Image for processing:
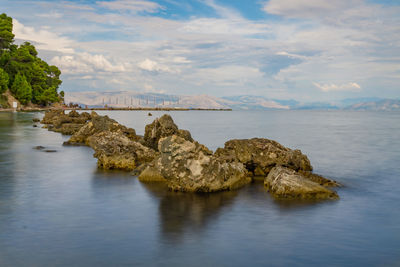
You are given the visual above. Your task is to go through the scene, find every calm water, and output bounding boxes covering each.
[0,110,400,266]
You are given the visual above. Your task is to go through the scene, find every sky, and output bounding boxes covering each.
[1,0,400,101]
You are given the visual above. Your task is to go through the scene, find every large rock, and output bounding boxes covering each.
[144,114,193,150]
[87,131,157,171]
[41,109,92,135]
[264,166,338,200]
[64,115,138,146]
[152,135,251,192]
[216,138,313,177]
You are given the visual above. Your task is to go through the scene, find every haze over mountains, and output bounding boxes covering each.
[65,91,400,111]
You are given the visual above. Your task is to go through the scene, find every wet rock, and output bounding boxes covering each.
[33,146,45,150]
[87,131,157,171]
[32,118,40,122]
[64,115,138,146]
[33,124,38,127]
[264,166,338,200]
[68,110,80,117]
[138,165,166,182]
[41,109,92,135]
[50,123,85,135]
[148,112,152,116]
[144,114,193,151]
[216,138,313,177]
[153,135,251,192]
[43,149,57,153]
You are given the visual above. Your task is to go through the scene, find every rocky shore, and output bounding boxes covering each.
[40,109,341,200]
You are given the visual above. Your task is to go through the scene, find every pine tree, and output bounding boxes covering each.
[11,73,32,105]
[0,67,8,93]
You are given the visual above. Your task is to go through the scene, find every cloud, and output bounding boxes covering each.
[13,19,74,53]
[50,53,128,74]
[137,58,176,73]
[36,11,63,19]
[97,0,163,13]
[263,0,363,19]
[313,82,361,92]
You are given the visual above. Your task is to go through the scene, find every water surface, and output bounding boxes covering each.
[0,110,399,266]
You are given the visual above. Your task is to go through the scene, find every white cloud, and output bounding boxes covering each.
[97,0,163,13]
[313,82,361,92]
[36,11,63,19]
[137,58,176,73]
[50,53,128,74]
[13,19,74,53]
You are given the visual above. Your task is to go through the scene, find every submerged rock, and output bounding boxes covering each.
[152,135,251,192]
[65,115,138,146]
[87,131,157,171]
[264,166,338,200]
[216,138,313,177]
[144,114,193,151]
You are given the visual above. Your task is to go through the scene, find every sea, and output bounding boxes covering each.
[0,110,399,266]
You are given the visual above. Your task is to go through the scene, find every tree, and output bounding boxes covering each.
[0,14,63,106]
[0,67,8,93]
[11,73,32,105]
[0,13,14,50]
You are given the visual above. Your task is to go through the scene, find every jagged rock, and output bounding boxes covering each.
[144,114,193,151]
[41,109,65,124]
[264,166,338,200]
[51,123,85,135]
[153,135,251,192]
[68,109,80,117]
[87,131,157,171]
[216,138,313,177]
[64,115,138,145]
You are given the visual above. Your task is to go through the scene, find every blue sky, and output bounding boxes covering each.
[1,0,400,101]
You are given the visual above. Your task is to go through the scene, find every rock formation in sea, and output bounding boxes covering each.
[39,109,341,199]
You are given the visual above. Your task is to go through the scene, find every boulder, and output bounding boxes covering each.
[64,115,138,146]
[87,131,157,171]
[50,123,85,135]
[41,109,65,124]
[153,135,251,192]
[216,138,313,177]
[264,166,338,200]
[144,114,193,150]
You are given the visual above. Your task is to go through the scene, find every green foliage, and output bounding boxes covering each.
[0,13,14,50]
[0,67,8,93]
[12,73,32,105]
[0,94,9,108]
[0,14,62,106]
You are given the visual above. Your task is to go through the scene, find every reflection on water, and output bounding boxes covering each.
[142,183,238,243]
[1,110,400,266]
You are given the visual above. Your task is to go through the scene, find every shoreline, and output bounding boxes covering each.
[0,107,233,112]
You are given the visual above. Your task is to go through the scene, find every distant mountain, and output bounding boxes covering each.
[64,91,400,111]
[344,99,400,111]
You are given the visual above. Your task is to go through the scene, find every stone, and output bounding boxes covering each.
[298,170,342,187]
[138,165,166,182]
[264,166,338,200]
[32,118,40,122]
[41,109,65,124]
[144,114,193,150]
[64,115,138,146]
[50,123,84,135]
[153,135,251,192]
[87,131,157,171]
[216,138,313,177]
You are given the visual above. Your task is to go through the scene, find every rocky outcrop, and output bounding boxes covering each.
[264,166,338,200]
[41,109,92,135]
[216,138,313,177]
[138,165,166,182]
[87,131,157,171]
[152,135,251,192]
[144,114,193,151]
[64,114,138,146]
